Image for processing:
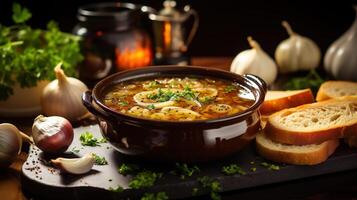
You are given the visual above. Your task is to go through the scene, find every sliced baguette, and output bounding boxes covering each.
[265,96,357,145]
[256,132,339,165]
[316,81,357,102]
[260,89,314,115]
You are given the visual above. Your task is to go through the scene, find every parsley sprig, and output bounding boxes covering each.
[172,163,200,179]
[221,164,246,175]
[0,3,83,100]
[92,153,108,165]
[79,132,107,147]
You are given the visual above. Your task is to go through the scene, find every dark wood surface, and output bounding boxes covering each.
[2,57,357,200]
[21,125,357,199]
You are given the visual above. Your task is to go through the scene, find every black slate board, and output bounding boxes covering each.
[21,125,357,199]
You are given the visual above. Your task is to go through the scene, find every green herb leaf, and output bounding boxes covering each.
[118,101,129,106]
[221,164,246,175]
[92,153,108,165]
[260,162,280,170]
[284,69,325,94]
[224,85,236,93]
[12,3,32,24]
[197,176,222,200]
[109,185,124,193]
[141,192,168,200]
[79,132,106,146]
[147,104,156,110]
[0,3,83,100]
[129,171,162,189]
[172,163,200,179]
[118,163,140,175]
[192,187,199,196]
[71,146,80,153]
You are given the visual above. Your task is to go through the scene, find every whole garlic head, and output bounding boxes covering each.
[275,21,321,74]
[230,36,277,85]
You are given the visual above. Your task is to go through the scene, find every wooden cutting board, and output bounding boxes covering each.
[21,125,357,199]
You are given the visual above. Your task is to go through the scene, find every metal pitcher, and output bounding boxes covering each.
[147,0,199,64]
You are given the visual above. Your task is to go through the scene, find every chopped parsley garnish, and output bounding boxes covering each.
[197,176,222,200]
[109,185,124,193]
[118,101,129,106]
[200,96,215,104]
[172,163,200,179]
[224,85,237,93]
[141,192,168,200]
[118,163,140,175]
[92,153,108,165]
[192,187,199,196]
[260,162,280,170]
[145,81,161,89]
[147,104,156,110]
[0,3,83,101]
[71,146,80,153]
[147,87,199,103]
[129,171,163,189]
[221,164,246,175]
[79,132,107,146]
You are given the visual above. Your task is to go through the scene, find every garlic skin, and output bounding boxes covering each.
[0,123,33,168]
[0,123,22,168]
[41,63,89,122]
[51,153,95,174]
[324,6,357,81]
[275,21,321,74]
[230,36,277,85]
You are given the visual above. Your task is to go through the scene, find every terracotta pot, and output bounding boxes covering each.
[82,66,267,162]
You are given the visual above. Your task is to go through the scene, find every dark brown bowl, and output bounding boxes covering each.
[82,66,267,162]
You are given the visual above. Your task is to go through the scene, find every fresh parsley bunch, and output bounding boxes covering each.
[0,3,83,100]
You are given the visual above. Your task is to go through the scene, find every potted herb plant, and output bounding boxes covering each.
[0,3,83,117]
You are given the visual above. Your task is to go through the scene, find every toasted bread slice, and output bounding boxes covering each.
[256,132,339,165]
[316,81,357,102]
[260,89,314,115]
[265,96,357,145]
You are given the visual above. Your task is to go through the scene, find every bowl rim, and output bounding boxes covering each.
[91,65,266,126]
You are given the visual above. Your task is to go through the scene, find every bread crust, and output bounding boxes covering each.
[256,133,339,165]
[265,96,357,145]
[316,81,357,102]
[260,89,314,115]
[265,122,344,145]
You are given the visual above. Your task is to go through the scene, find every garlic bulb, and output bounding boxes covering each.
[41,63,89,122]
[275,21,321,74]
[230,36,277,85]
[324,6,357,81]
[0,123,33,168]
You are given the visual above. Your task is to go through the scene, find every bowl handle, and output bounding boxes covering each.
[82,91,110,119]
[243,74,267,94]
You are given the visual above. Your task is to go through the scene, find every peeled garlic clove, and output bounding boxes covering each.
[51,153,95,174]
[275,21,321,74]
[230,36,277,85]
[41,63,89,122]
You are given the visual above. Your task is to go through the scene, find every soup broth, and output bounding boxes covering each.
[103,77,255,121]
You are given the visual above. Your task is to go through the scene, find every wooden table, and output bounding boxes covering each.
[2,57,357,200]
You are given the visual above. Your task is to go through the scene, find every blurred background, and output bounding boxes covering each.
[1,0,357,57]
